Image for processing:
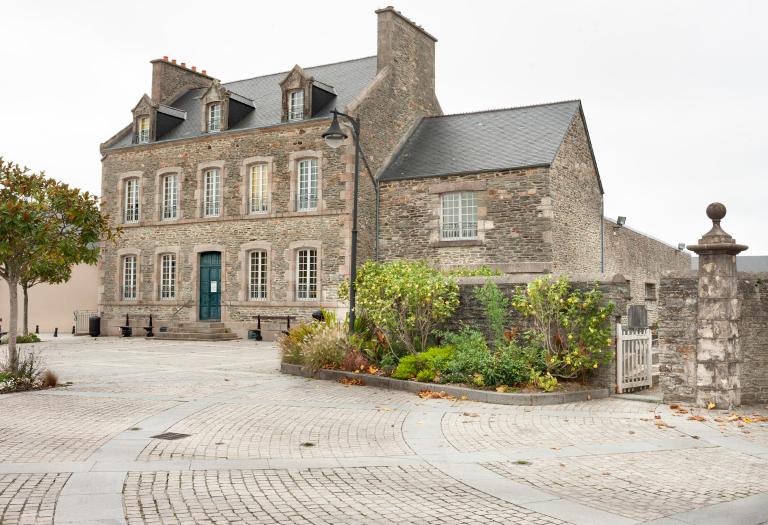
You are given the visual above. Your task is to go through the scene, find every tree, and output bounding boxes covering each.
[0,159,119,372]
[20,259,72,335]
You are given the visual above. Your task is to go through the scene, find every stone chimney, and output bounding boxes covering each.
[375,7,437,91]
[150,57,214,105]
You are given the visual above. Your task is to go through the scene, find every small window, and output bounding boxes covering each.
[124,178,140,223]
[122,255,137,300]
[296,248,317,300]
[296,159,318,211]
[645,283,657,301]
[441,192,478,240]
[249,164,269,214]
[249,250,268,300]
[162,174,178,220]
[203,169,220,217]
[138,117,150,144]
[160,254,176,300]
[288,90,304,121]
[208,103,222,132]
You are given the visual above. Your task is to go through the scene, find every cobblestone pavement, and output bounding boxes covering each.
[0,335,767,524]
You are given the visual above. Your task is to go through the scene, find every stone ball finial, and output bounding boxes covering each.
[706,202,726,222]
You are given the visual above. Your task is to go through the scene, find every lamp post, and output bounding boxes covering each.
[323,109,361,334]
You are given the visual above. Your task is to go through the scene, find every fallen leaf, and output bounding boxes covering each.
[551,447,561,450]
[691,435,700,439]
[707,402,716,410]
[496,385,508,393]
[676,408,689,414]
[669,404,680,410]
[418,390,456,401]
[688,415,707,421]
[462,412,479,418]
[654,415,662,420]
[338,377,365,386]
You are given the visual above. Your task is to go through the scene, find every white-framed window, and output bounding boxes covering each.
[441,192,478,240]
[160,254,176,300]
[124,178,140,223]
[203,169,220,217]
[296,248,317,300]
[248,250,268,300]
[162,174,178,220]
[296,159,318,211]
[249,164,269,214]
[138,116,150,144]
[288,90,304,121]
[208,103,222,132]
[122,255,137,300]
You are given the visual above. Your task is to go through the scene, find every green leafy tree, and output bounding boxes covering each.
[346,260,460,355]
[0,159,119,372]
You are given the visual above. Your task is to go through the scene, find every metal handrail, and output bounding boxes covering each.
[170,300,194,322]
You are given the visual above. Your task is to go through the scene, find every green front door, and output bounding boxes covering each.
[199,252,221,321]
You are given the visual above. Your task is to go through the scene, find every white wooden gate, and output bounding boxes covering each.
[74,310,98,335]
[616,323,653,393]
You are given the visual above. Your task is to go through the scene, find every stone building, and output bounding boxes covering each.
[99,7,688,337]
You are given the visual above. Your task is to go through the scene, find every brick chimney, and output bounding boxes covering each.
[150,57,214,105]
[375,6,437,92]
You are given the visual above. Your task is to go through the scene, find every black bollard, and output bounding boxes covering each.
[35,325,39,334]
[54,327,58,337]
[72,326,75,334]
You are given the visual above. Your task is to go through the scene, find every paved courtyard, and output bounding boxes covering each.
[1,337,767,524]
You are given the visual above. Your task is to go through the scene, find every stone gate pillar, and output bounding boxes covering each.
[687,203,748,408]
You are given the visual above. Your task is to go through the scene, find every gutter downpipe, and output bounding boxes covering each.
[600,195,605,273]
[359,149,380,261]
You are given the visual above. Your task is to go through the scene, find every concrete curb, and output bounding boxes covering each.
[280,363,610,406]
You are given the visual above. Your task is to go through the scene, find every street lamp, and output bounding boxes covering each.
[323,109,361,334]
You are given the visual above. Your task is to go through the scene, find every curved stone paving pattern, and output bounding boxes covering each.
[123,466,567,524]
[0,393,176,462]
[441,410,692,452]
[485,447,768,521]
[0,473,69,525]
[138,404,413,460]
[1,338,767,524]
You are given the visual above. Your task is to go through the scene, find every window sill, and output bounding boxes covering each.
[433,239,483,248]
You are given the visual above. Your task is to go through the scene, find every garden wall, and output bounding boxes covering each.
[452,274,629,390]
[659,271,768,404]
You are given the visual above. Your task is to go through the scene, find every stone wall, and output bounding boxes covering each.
[378,168,553,273]
[603,220,691,322]
[550,113,602,275]
[452,275,629,389]
[659,271,768,405]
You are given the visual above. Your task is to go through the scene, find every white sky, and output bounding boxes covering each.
[1,0,766,253]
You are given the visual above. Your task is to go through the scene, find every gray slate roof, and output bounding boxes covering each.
[691,255,768,272]
[379,101,582,181]
[108,56,377,149]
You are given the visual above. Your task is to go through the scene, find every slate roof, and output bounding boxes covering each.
[107,56,378,149]
[691,255,768,272]
[378,100,583,182]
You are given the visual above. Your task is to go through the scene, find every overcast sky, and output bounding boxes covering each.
[2,0,766,253]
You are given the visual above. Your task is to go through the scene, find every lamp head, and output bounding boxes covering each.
[322,112,348,149]
[616,216,626,227]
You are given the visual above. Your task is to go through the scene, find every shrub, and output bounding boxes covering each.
[347,261,460,355]
[341,349,370,372]
[302,324,350,373]
[0,349,52,393]
[513,276,614,381]
[279,323,316,365]
[474,280,509,347]
[391,345,454,381]
[0,333,40,344]
[42,369,58,388]
[493,343,535,386]
[441,328,493,384]
[445,266,502,277]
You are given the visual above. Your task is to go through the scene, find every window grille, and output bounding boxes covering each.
[296,248,317,300]
[122,256,137,300]
[208,103,222,132]
[441,192,478,240]
[288,90,304,121]
[124,179,139,223]
[203,169,220,217]
[162,174,178,220]
[297,159,318,211]
[249,250,267,300]
[249,164,269,213]
[160,254,176,300]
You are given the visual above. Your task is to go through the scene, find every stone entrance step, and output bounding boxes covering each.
[152,322,238,341]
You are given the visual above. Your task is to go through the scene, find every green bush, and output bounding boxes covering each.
[445,266,502,277]
[474,280,509,347]
[440,328,493,384]
[0,333,40,344]
[346,261,460,355]
[302,323,351,373]
[513,276,614,381]
[391,345,454,381]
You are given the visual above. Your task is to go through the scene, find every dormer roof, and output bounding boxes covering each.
[106,56,376,149]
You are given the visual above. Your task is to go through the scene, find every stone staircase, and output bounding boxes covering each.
[152,322,238,341]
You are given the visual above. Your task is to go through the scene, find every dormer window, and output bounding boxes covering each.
[138,117,150,144]
[288,90,304,121]
[208,103,222,132]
